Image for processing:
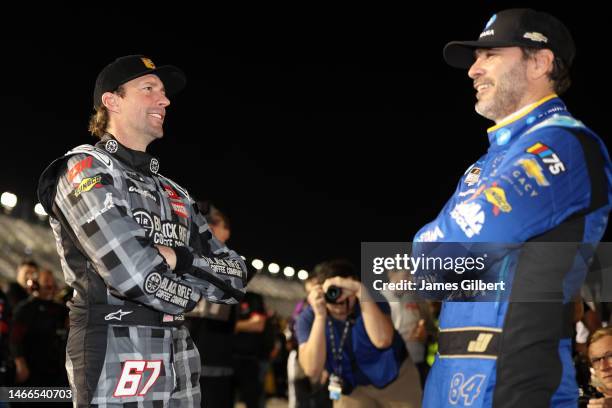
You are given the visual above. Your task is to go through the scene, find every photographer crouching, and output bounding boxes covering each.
[295,259,422,407]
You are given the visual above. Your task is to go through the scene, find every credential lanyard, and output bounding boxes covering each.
[327,318,350,376]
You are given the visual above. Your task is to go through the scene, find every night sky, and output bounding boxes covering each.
[2,3,610,272]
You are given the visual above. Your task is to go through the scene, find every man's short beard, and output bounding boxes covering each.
[475,60,529,122]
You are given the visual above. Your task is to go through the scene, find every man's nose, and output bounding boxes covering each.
[158,93,170,107]
[468,57,485,80]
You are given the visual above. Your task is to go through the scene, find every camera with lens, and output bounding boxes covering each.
[324,285,343,304]
[26,277,39,294]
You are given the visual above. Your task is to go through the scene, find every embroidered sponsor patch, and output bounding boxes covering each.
[133,209,188,247]
[516,158,550,186]
[150,158,160,174]
[163,313,185,322]
[464,167,481,186]
[144,272,162,294]
[500,171,539,198]
[162,184,188,218]
[450,202,485,238]
[483,184,512,216]
[416,226,444,242]
[526,142,566,175]
[129,186,158,203]
[202,257,244,278]
[73,174,108,197]
[104,309,133,321]
[144,272,192,308]
[68,156,93,182]
[105,140,119,153]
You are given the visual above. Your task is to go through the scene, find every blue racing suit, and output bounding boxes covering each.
[416,95,612,407]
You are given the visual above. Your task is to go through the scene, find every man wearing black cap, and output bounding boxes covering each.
[37,55,249,407]
[413,9,612,407]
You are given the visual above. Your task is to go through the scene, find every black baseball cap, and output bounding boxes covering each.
[443,9,575,69]
[93,55,186,109]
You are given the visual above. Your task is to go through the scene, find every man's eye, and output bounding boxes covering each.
[143,86,153,91]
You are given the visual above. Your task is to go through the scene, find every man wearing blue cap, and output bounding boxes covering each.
[415,9,612,407]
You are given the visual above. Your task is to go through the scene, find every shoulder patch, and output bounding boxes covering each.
[157,173,191,201]
[525,142,566,175]
[66,144,113,170]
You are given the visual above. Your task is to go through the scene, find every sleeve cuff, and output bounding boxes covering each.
[174,246,194,274]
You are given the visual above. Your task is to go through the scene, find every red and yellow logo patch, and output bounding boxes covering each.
[141,57,156,69]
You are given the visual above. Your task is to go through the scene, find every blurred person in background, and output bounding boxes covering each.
[10,270,69,387]
[188,203,237,408]
[584,327,612,407]
[233,287,268,408]
[0,288,11,387]
[287,276,332,408]
[575,299,602,396]
[383,269,436,387]
[265,311,288,399]
[296,259,422,408]
[6,260,38,309]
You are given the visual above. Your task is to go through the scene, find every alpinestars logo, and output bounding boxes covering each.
[451,202,485,238]
[104,309,133,321]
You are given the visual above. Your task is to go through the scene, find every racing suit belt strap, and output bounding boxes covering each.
[438,327,501,359]
[87,304,185,327]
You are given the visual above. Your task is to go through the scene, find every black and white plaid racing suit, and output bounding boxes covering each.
[37,134,247,407]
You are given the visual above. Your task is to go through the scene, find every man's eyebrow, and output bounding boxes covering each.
[140,80,166,91]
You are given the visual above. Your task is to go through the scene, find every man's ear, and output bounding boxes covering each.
[101,91,121,113]
[528,49,555,81]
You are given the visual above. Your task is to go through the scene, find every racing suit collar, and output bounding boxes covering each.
[486,94,568,148]
[96,133,161,175]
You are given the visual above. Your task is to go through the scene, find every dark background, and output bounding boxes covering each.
[2,3,610,272]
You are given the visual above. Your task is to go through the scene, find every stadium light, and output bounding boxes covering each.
[298,270,309,280]
[268,263,280,274]
[251,259,264,270]
[1,192,17,211]
[34,203,47,217]
[283,266,295,278]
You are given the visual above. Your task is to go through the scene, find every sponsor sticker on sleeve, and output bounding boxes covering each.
[526,142,566,175]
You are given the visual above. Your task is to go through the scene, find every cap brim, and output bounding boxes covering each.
[443,40,527,69]
[151,65,187,96]
[116,65,187,96]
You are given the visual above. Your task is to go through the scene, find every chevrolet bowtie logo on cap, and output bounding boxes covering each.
[141,57,156,69]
